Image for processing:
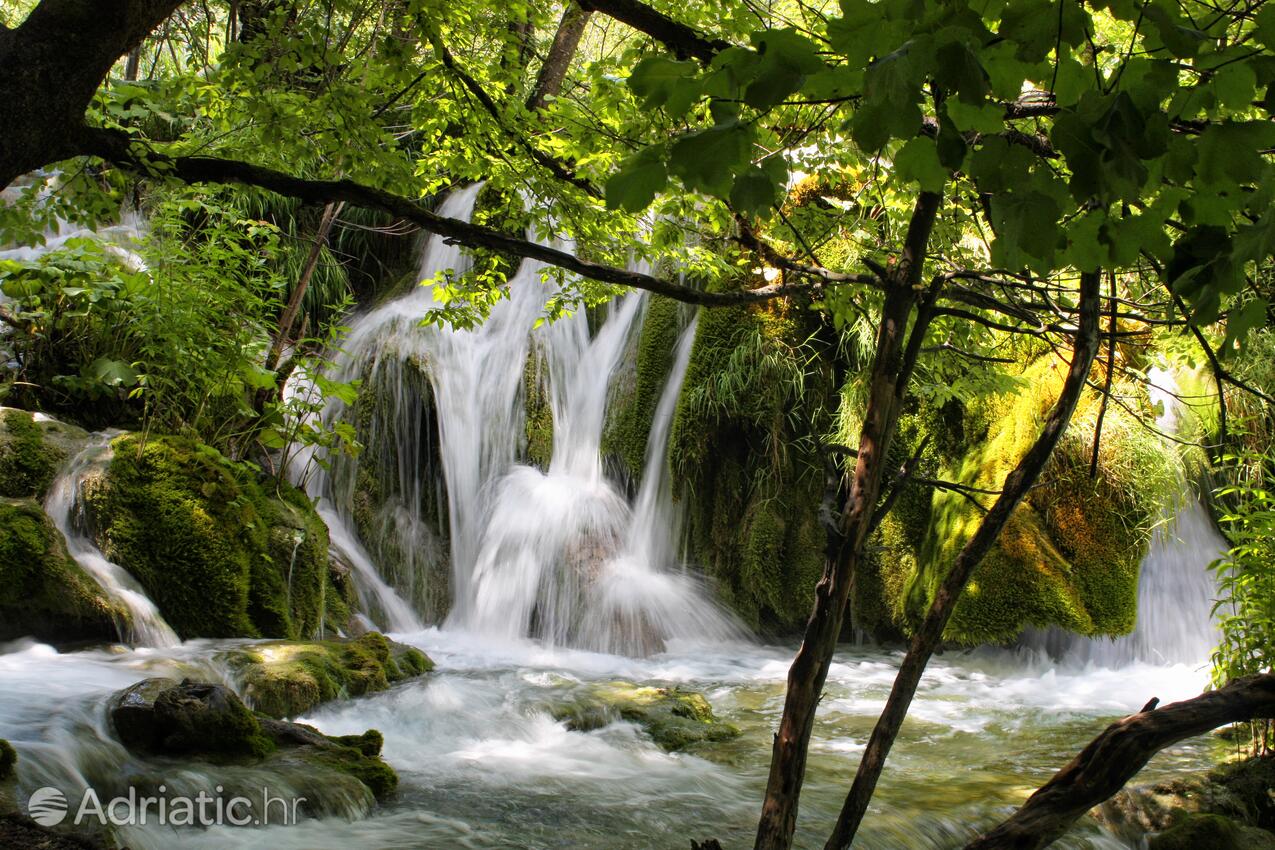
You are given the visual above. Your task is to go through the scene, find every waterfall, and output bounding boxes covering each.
[43,434,179,648]
[1024,366,1226,666]
[304,186,739,653]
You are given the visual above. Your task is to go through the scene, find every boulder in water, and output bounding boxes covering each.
[551,681,740,751]
[1149,812,1275,850]
[222,632,433,719]
[107,677,399,799]
[0,408,87,500]
[0,739,14,781]
[0,498,128,644]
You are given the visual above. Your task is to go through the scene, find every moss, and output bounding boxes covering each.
[226,632,434,718]
[897,357,1181,644]
[668,301,834,632]
[0,498,127,643]
[308,740,398,799]
[601,296,681,483]
[0,740,14,781]
[0,409,64,499]
[84,435,334,639]
[523,346,555,470]
[1149,813,1275,850]
[551,681,740,751]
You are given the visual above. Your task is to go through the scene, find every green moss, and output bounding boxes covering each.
[669,301,834,632]
[0,409,64,499]
[1150,813,1275,850]
[523,347,555,470]
[551,681,740,751]
[226,632,434,718]
[0,740,14,781]
[0,498,127,643]
[601,296,681,483]
[899,357,1181,644]
[309,739,398,799]
[85,435,334,639]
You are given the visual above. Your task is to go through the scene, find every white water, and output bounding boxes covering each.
[0,634,1220,850]
[301,186,739,654]
[1024,366,1226,666]
[43,434,179,648]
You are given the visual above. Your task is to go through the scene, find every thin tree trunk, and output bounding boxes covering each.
[266,200,341,371]
[822,270,1104,850]
[753,191,943,850]
[124,47,142,80]
[966,673,1275,850]
[526,3,592,110]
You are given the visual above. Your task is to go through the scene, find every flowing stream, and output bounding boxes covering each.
[0,195,1233,849]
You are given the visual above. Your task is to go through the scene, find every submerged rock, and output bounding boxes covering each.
[551,681,740,751]
[1148,812,1275,850]
[0,498,128,644]
[107,677,399,800]
[222,632,433,719]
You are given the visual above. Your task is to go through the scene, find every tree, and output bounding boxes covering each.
[2,2,1274,849]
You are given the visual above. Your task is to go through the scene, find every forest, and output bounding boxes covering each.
[0,0,1273,848]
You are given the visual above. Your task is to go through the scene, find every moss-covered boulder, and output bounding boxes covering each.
[0,739,14,781]
[223,632,433,718]
[875,356,1180,644]
[83,434,345,640]
[107,677,398,800]
[551,681,740,751]
[0,408,87,499]
[1149,813,1275,850]
[0,498,127,643]
[1101,755,1275,841]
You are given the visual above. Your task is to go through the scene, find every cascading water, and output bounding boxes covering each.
[303,186,739,653]
[1024,366,1226,666]
[43,433,179,648]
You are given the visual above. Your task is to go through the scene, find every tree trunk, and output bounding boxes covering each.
[526,3,592,110]
[966,673,1275,850]
[753,191,943,850]
[125,47,142,80]
[266,200,341,371]
[821,270,1104,850]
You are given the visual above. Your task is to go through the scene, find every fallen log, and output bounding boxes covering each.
[965,673,1275,850]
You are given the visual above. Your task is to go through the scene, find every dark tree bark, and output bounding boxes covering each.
[822,270,1104,850]
[966,673,1275,850]
[526,3,592,110]
[577,0,726,62]
[753,191,944,850]
[266,200,342,370]
[0,0,182,187]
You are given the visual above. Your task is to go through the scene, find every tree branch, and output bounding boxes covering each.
[577,0,728,62]
[965,673,1275,850]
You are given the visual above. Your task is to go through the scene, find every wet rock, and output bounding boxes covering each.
[0,408,87,500]
[0,498,128,644]
[0,738,15,781]
[551,681,740,751]
[1148,812,1275,850]
[107,677,399,800]
[0,814,109,850]
[222,632,433,719]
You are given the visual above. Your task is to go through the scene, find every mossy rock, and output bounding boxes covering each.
[0,408,84,499]
[0,739,14,781]
[524,345,555,471]
[551,681,740,751]
[83,434,341,639]
[898,357,1179,644]
[0,498,128,643]
[224,632,434,718]
[108,678,398,801]
[1149,813,1275,850]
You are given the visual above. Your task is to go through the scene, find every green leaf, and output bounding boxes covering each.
[605,145,669,212]
[894,137,948,192]
[730,166,781,216]
[89,357,140,388]
[669,121,754,198]
[1222,298,1268,357]
[946,99,1005,134]
[627,56,699,109]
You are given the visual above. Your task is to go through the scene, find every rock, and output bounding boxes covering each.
[82,434,352,640]
[223,632,433,719]
[0,408,86,500]
[0,498,128,644]
[551,681,740,751]
[0,814,109,850]
[107,678,399,800]
[0,739,14,781]
[1149,812,1275,850]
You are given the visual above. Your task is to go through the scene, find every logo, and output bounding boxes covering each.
[27,786,69,826]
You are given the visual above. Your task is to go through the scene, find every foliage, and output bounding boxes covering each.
[1211,451,1275,754]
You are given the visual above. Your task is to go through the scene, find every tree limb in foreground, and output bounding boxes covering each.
[965,673,1275,850]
